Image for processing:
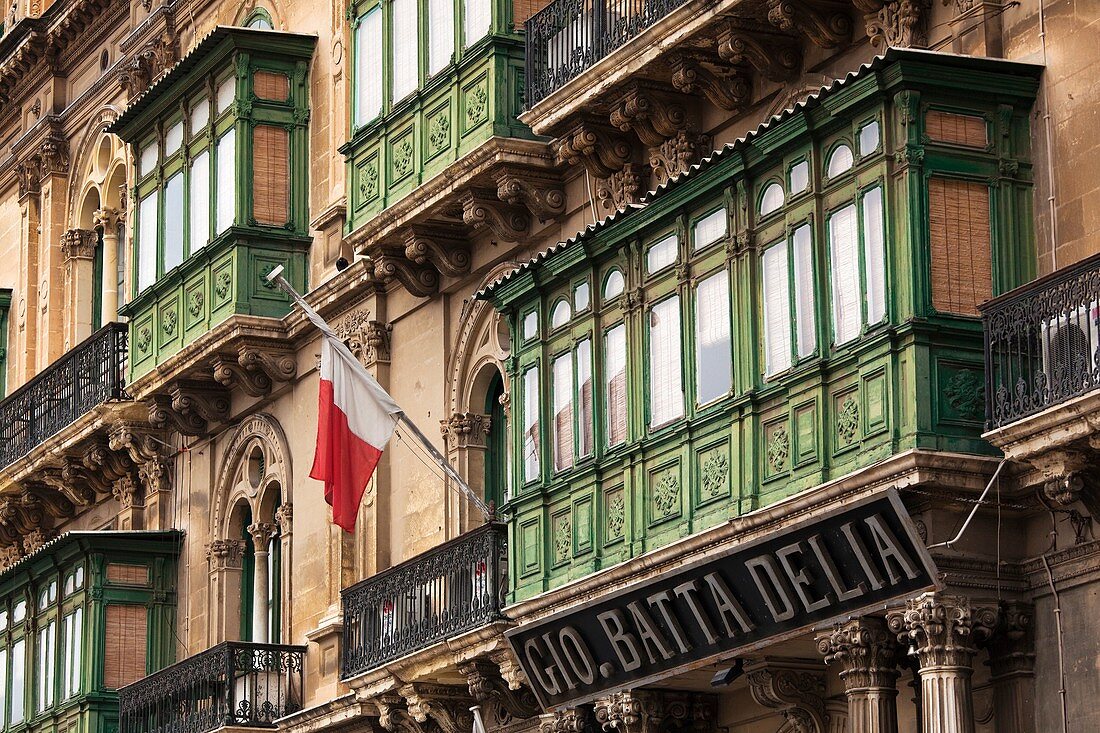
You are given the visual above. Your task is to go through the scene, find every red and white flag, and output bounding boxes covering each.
[310,334,403,532]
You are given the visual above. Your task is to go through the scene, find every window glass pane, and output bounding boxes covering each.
[574,282,590,312]
[37,620,55,711]
[789,160,809,194]
[428,0,454,76]
[829,204,861,344]
[164,173,184,272]
[62,609,81,699]
[862,187,886,324]
[552,353,574,472]
[139,142,158,178]
[75,567,84,589]
[464,0,491,46]
[164,121,184,156]
[216,129,236,235]
[13,600,25,623]
[648,296,683,427]
[603,270,625,300]
[859,121,880,156]
[760,182,784,216]
[695,271,732,403]
[0,610,7,631]
[827,144,854,177]
[576,339,593,458]
[792,224,816,359]
[762,242,792,376]
[605,325,627,447]
[523,311,538,340]
[10,639,23,724]
[190,97,210,135]
[190,151,210,251]
[0,648,6,727]
[647,234,677,274]
[693,209,727,250]
[137,191,158,292]
[550,300,571,329]
[523,366,540,481]
[355,8,383,125]
[216,75,235,114]
[392,0,419,101]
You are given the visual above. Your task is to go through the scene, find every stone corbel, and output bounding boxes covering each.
[460,658,540,722]
[111,473,144,509]
[745,660,827,733]
[490,648,529,691]
[399,684,475,733]
[462,189,530,243]
[668,52,751,112]
[167,380,231,431]
[213,353,273,397]
[109,422,173,495]
[21,483,75,523]
[40,466,96,508]
[766,0,853,49]
[716,21,801,82]
[596,164,644,212]
[367,244,441,297]
[495,167,566,223]
[61,454,113,496]
[16,158,41,198]
[608,83,689,148]
[0,543,23,573]
[1027,447,1100,519]
[82,437,134,483]
[61,228,97,260]
[0,494,47,538]
[401,223,472,278]
[440,412,491,450]
[38,129,69,177]
[237,342,298,388]
[649,129,714,184]
[376,694,423,733]
[595,690,715,733]
[552,119,634,179]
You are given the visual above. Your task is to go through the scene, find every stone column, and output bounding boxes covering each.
[817,617,900,733]
[248,522,278,643]
[61,228,97,345]
[94,208,122,323]
[888,593,982,733]
[985,602,1035,733]
[207,539,246,645]
[440,411,491,532]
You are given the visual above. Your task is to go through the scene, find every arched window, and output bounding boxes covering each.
[484,373,508,509]
[245,9,274,29]
[550,299,571,329]
[603,269,625,300]
[826,144,854,177]
[759,182,784,217]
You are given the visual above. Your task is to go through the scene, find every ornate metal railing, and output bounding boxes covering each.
[118,642,306,733]
[0,321,127,469]
[525,0,691,106]
[981,252,1100,429]
[341,523,507,679]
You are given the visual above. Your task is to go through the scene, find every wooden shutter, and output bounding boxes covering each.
[253,71,289,101]
[928,177,992,316]
[253,125,289,226]
[104,605,147,689]
[925,111,987,148]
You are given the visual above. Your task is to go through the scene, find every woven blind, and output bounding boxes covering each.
[106,563,149,585]
[928,177,992,316]
[104,605,147,689]
[925,111,987,148]
[253,71,289,101]
[253,125,290,225]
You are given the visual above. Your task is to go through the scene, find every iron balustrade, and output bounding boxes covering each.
[341,523,507,679]
[0,321,127,469]
[118,642,306,733]
[524,0,691,106]
[981,252,1100,429]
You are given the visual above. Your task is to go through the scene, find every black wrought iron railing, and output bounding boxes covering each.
[119,642,306,733]
[525,0,691,106]
[0,321,128,469]
[341,523,507,679]
[981,252,1100,429]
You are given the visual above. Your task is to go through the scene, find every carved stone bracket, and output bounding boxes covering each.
[495,167,566,223]
[335,309,393,366]
[15,119,69,197]
[61,228,97,260]
[717,21,801,82]
[368,243,441,298]
[746,660,827,733]
[856,0,929,49]
[402,224,472,278]
[608,83,690,148]
[984,601,1034,679]
[119,24,179,97]
[766,0,853,49]
[460,658,540,723]
[41,466,96,508]
[668,52,751,113]
[1026,447,1100,520]
[215,340,297,397]
[147,381,230,436]
[649,129,713,184]
[462,190,530,243]
[539,706,598,733]
[490,649,529,691]
[399,684,475,733]
[112,474,143,509]
[441,412,491,450]
[109,421,172,495]
[552,119,634,179]
[593,690,717,733]
[596,164,644,211]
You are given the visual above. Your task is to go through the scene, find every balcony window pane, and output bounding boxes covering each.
[603,270,625,300]
[523,366,540,482]
[428,0,454,76]
[190,151,210,252]
[117,223,128,308]
[392,0,419,101]
[648,296,683,427]
[0,648,7,726]
[693,209,727,251]
[862,187,886,324]
[137,191,158,292]
[574,281,590,312]
[762,241,792,376]
[760,182,784,216]
[464,0,491,46]
[216,75,235,114]
[827,144,854,177]
[37,619,55,711]
[216,128,236,235]
[576,338,593,458]
[647,234,677,274]
[789,160,809,194]
[695,271,732,403]
[859,121,880,156]
[62,608,81,699]
[552,353,574,471]
[792,224,816,359]
[139,142,158,178]
[355,8,383,125]
[605,324,627,447]
[164,121,184,156]
[164,173,184,273]
[190,97,209,135]
[11,638,24,724]
[551,299,571,329]
[523,311,538,340]
[829,204,860,344]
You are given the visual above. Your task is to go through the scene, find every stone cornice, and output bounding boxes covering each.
[982,388,1100,465]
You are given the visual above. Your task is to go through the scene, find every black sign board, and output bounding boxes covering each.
[505,490,937,710]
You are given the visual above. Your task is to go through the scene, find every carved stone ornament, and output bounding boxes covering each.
[109,422,172,495]
[746,661,826,733]
[816,617,900,690]
[147,380,231,436]
[539,706,598,733]
[495,167,566,223]
[489,648,529,691]
[984,600,1035,680]
[119,25,179,97]
[398,683,475,733]
[462,189,530,243]
[717,20,802,81]
[858,0,929,49]
[334,309,393,367]
[766,0,853,49]
[368,244,440,298]
[274,503,293,535]
[112,474,144,509]
[0,543,24,573]
[61,228,97,260]
[649,130,713,184]
[668,52,751,112]
[608,83,690,148]
[886,593,993,669]
[460,658,540,722]
[440,412,491,449]
[552,119,633,179]
[1027,447,1100,520]
[596,164,643,212]
[247,521,278,550]
[402,224,472,278]
[206,538,247,570]
[93,207,123,232]
[593,690,718,733]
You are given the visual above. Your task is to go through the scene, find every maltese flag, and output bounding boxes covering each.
[310,334,403,532]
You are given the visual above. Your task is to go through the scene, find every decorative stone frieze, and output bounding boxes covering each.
[746,660,827,733]
[495,168,566,223]
[401,224,472,278]
[441,412,491,449]
[766,0,852,49]
[61,228,97,260]
[817,617,900,733]
[462,190,530,243]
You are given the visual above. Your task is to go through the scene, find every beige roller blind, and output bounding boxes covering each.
[928,177,992,316]
[104,605,147,689]
[253,125,290,226]
[926,111,987,148]
[253,71,289,101]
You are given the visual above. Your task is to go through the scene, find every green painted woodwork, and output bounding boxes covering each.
[0,289,11,399]
[343,0,532,232]
[109,28,317,381]
[482,50,1041,601]
[0,532,179,733]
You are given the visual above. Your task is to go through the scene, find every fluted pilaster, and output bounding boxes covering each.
[985,601,1035,733]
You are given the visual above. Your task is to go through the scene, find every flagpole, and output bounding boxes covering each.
[265,266,494,521]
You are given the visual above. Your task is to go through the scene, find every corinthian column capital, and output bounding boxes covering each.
[887,593,977,669]
[817,616,900,690]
